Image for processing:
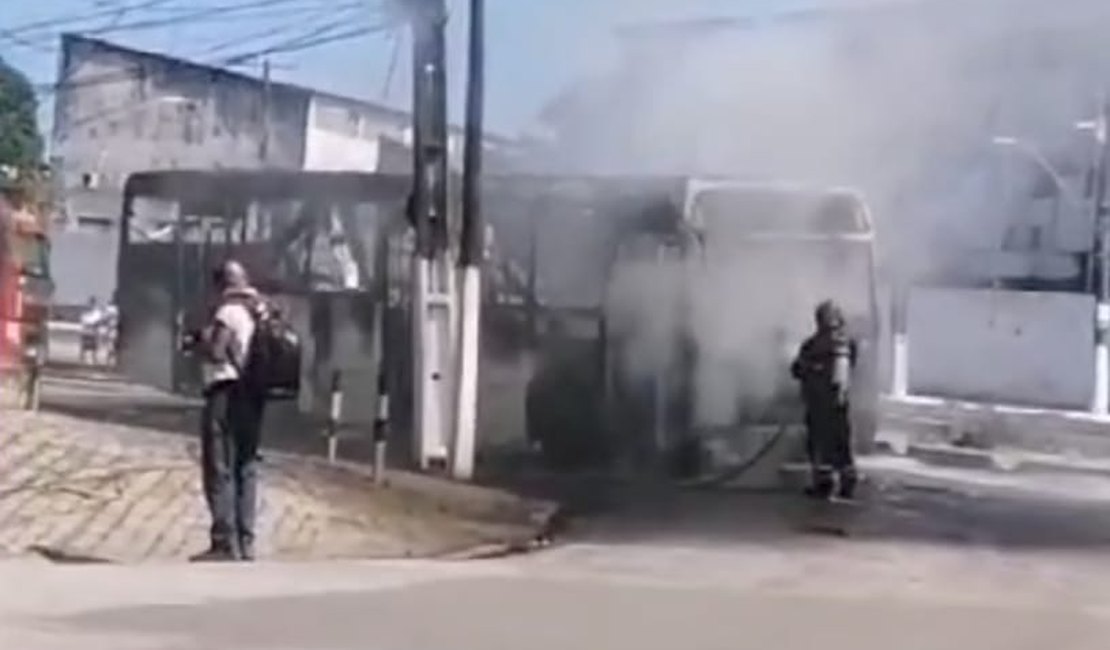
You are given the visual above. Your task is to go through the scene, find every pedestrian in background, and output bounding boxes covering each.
[192,260,268,562]
[100,300,119,368]
[790,300,859,501]
[78,296,103,366]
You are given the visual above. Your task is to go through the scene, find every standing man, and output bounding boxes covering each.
[193,260,267,562]
[79,297,103,366]
[100,299,119,368]
[790,300,859,501]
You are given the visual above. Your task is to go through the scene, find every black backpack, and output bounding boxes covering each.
[240,301,302,401]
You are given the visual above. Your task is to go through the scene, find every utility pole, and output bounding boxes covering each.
[1092,99,1110,416]
[450,0,486,479]
[260,58,271,166]
[406,0,454,469]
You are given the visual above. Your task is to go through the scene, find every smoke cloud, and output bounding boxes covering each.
[530,0,1110,437]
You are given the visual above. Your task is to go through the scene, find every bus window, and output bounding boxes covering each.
[13,233,49,279]
[691,187,869,238]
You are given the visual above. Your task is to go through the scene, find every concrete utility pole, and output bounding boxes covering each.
[1091,100,1110,416]
[406,0,455,470]
[450,0,486,479]
[260,58,271,166]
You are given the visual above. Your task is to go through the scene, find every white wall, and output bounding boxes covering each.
[302,95,409,172]
[907,287,1096,409]
[303,126,382,172]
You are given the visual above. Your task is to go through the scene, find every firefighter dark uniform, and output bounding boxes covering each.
[791,301,858,500]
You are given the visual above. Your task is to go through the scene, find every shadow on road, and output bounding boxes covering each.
[512,468,1110,552]
[37,363,393,467]
[37,363,1110,555]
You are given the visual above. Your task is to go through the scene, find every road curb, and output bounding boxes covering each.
[906,443,1000,470]
[435,503,564,561]
[888,442,1110,480]
[269,452,561,529]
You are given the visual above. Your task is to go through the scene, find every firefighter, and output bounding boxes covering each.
[790,300,858,500]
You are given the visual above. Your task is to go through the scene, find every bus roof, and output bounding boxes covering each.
[683,179,875,237]
[123,170,413,203]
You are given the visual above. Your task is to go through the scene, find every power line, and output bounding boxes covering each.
[56,21,398,131]
[7,0,341,51]
[2,0,174,37]
[193,2,364,56]
[76,0,333,38]
[34,4,388,95]
[380,30,402,101]
[223,20,390,65]
[0,28,56,54]
[192,2,364,56]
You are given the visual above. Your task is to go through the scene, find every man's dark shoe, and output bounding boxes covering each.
[189,546,237,563]
[238,540,256,562]
[837,472,859,501]
[804,484,832,500]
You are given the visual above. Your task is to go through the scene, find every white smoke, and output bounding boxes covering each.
[529,0,1110,434]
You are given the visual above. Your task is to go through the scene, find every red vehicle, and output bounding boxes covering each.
[0,183,52,402]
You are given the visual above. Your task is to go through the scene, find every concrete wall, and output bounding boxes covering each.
[51,36,311,308]
[906,287,1096,409]
[302,94,479,172]
[302,95,407,172]
[304,128,382,172]
[53,36,309,191]
[51,224,119,307]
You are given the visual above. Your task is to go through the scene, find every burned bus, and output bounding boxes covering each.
[514,177,881,480]
[605,180,881,479]
[114,170,878,479]
[116,170,409,428]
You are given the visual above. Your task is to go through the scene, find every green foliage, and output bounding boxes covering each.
[0,58,43,171]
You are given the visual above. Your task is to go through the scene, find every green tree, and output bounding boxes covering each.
[0,58,43,171]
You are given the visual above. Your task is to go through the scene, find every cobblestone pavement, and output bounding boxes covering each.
[0,410,541,563]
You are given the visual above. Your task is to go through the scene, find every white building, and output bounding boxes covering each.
[50,34,513,308]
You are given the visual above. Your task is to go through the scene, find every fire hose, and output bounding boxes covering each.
[679,422,798,489]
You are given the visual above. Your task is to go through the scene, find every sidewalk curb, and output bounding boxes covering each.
[906,443,1000,471]
[268,452,561,529]
[435,503,565,561]
[883,442,1110,480]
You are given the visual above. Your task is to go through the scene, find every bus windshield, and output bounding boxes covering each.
[691,186,870,238]
[690,186,878,337]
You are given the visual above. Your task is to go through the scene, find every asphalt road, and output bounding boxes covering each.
[3,456,1110,649]
[16,322,1110,649]
[2,536,1109,650]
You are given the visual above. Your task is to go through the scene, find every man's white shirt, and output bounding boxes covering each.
[201,301,256,387]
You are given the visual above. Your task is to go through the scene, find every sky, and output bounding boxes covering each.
[0,0,807,139]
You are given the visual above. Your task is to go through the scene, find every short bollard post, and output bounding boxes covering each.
[23,350,42,412]
[1094,303,1110,416]
[372,372,389,486]
[326,370,343,464]
[891,284,909,399]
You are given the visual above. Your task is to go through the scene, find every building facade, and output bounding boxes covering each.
[50,35,507,308]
